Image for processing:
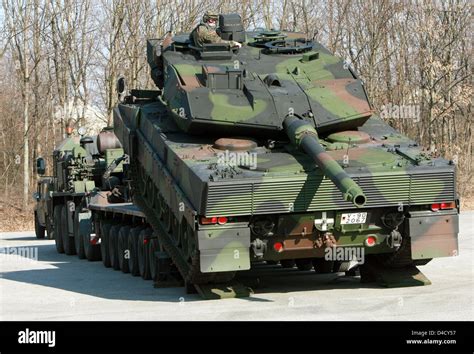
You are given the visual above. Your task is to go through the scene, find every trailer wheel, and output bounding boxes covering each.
[109,224,121,270]
[83,222,101,261]
[34,211,46,239]
[61,206,76,255]
[100,221,112,267]
[266,260,279,265]
[280,259,295,268]
[118,225,131,273]
[295,258,313,271]
[312,258,334,274]
[73,212,85,259]
[53,205,64,253]
[128,226,143,276]
[149,237,166,281]
[138,228,152,280]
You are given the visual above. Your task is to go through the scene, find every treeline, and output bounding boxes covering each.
[0,0,471,210]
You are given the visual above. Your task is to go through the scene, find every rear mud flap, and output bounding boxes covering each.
[360,262,431,287]
[198,226,251,273]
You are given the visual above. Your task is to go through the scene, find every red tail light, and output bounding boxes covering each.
[200,216,228,225]
[273,242,283,252]
[440,202,455,210]
[365,235,377,247]
[432,202,455,211]
[217,217,228,225]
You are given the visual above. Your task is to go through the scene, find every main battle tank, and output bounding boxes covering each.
[113,14,459,291]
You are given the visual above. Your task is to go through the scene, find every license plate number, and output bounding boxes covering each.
[341,212,367,224]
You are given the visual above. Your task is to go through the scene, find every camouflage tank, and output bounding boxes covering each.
[113,14,459,292]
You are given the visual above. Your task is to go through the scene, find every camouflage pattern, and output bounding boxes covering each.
[113,17,459,287]
[190,22,238,48]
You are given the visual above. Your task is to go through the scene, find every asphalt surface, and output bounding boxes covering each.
[1,212,472,321]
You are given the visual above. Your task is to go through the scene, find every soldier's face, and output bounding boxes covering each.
[207,19,217,27]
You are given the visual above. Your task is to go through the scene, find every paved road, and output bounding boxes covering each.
[1,212,472,321]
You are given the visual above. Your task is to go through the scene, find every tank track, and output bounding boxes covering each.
[130,164,234,285]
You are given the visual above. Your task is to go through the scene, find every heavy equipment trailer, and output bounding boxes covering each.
[35,15,459,300]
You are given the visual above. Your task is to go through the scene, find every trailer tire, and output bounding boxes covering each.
[149,237,165,281]
[118,225,131,273]
[83,222,101,262]
[280,259,295,269]
[61,206,76,255]
[138,228,152,280]
[74,212,85,259]
[53,205,64,253]
[100,221,112,267]
[128,226,143,276]
[109,224,121,270]
[295,258,313,271]
[312,258,334,274]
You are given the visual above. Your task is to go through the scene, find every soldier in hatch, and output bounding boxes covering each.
[191,11,242,49]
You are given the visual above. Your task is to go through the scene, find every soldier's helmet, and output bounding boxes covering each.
[202,11,218,23]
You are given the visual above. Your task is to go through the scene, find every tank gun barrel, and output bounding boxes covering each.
[283,116,367,207]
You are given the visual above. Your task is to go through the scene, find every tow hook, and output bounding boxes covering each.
[386,229,402,248]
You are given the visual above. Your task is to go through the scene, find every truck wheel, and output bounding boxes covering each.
[138,228,152,280]
[61,206,76,255]
[73,212,85,259]
[128,226,143,276]
[34,211,46,239]
[53,205,64,253]
[280,259,295,268]
[295,258,313,271]
[100,221,112,267]
[109,224,121,270]
[118,225,131,273]
[83,221,101,261]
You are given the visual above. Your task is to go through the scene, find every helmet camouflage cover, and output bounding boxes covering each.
[203,11,218,23]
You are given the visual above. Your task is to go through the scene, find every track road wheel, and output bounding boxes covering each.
[34,212,46,239]
[53,205,64,253]
[312,258,334,274]
[74,211,85,259]
[295,258,313,271]
[138,228,152,280]
[61,205,76,255]
[118,225,131,273]
[280,259,295,269]
[83,221,101,261]
[109,224,121,270]
[100,221,112,267]
[128,226,144,276]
